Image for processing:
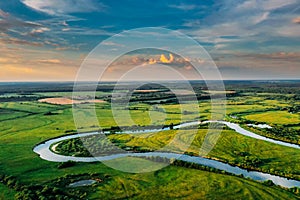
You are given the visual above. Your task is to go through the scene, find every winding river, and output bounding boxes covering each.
[33,121,300,188]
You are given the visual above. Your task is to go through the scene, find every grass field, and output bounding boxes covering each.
[0,184,16,200]
[0,89,299,199]
[92,159,298,200]
[243,111,300,125]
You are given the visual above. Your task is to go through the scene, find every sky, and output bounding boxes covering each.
[0,0,299,81]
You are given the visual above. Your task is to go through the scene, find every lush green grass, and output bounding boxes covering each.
[92,161,298,200]
[0,101,62,113]
[0,183,16,200]
[244,111,300,125]
[0,91,299,199]
[0,108,29,121]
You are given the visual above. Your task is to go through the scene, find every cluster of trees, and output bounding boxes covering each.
[55,136,125,157]
[287,105,300,113]
[44,111,58,116]
[102,123,176,134]
[240,156,263,168]
[247,126,300,145]
[55,139,91,157]
[57,161,76,169]
[106,92,176,104]
[0,174,86,200]
[230,151,300,181]
[226,81,300,94]
[265,126,300,144]
[0,96,40,102]
[232,151,263,168]
[198,123,233,130]
[122,145,154,153]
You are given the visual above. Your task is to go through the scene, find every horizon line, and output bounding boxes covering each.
[1,79,300,83]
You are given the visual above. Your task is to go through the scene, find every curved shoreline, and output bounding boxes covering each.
[208,121,300,149]
[33,121,300,188]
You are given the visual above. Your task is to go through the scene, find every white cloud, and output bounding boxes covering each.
[253,12,270,24]
[30,27,50,34]
[235,0,297,12]
[262,0,298,11]
[182,0,300,53]
[236,0,258,11]
[21,0,105,15]
[182,19,201,27]
[169,4,198,11]
[277,25,300,37]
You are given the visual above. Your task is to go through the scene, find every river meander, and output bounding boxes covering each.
[33,121,300,188]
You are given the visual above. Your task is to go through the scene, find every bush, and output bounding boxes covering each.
[57,161,76,169]
[263,180,275,186]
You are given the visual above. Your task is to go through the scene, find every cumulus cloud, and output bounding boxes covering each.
[181,0,300,55]
[30,27,50,35]
[104,53,206,75]
[148,58,157,65]
[160,54,174,63]
[21,0,106,15]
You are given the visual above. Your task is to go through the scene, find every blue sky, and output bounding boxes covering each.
[0,0,299,81]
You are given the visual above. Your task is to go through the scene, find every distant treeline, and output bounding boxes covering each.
[0,96,41,102]
[2,80,300,95]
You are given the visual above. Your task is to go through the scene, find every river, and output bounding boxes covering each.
[33,121,300,188]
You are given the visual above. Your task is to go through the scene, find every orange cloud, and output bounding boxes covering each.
[4,65,34,74]
[38,59,61,64]
[292,17,300,24]
[0,37,43,47]
[148,58,157,64]
[184,65,193,70]
[160,53,174,63]
[0,58,10,63]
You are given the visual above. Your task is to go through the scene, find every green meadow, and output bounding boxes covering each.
[0,87,299,199]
